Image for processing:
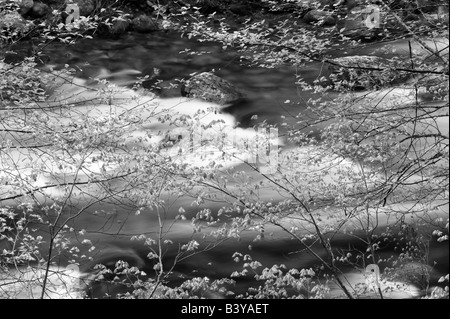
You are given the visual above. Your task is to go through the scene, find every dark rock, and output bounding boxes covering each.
[132,15,158,32]
[19,0,34,16]
[31,2,51,18]
[73,0,95,17]
[20,1,51,19]
[181,72,244,105]
[229,4,252,16]
[404,13,421,22]
[110,18,131,35]
[0,11,31,34]
[303,9,337,26]
[339,0,363,11]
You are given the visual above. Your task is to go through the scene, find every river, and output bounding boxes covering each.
[1,29,448,299]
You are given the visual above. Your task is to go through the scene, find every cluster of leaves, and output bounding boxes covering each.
[0,206,96,298]
[0,58,47,104]
[0,1,32,42]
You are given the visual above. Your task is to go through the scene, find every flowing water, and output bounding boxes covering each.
[2,30,448,298]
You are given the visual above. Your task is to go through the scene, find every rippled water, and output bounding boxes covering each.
[3,31,447,298]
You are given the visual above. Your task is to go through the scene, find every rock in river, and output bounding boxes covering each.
[181,72,245,105]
